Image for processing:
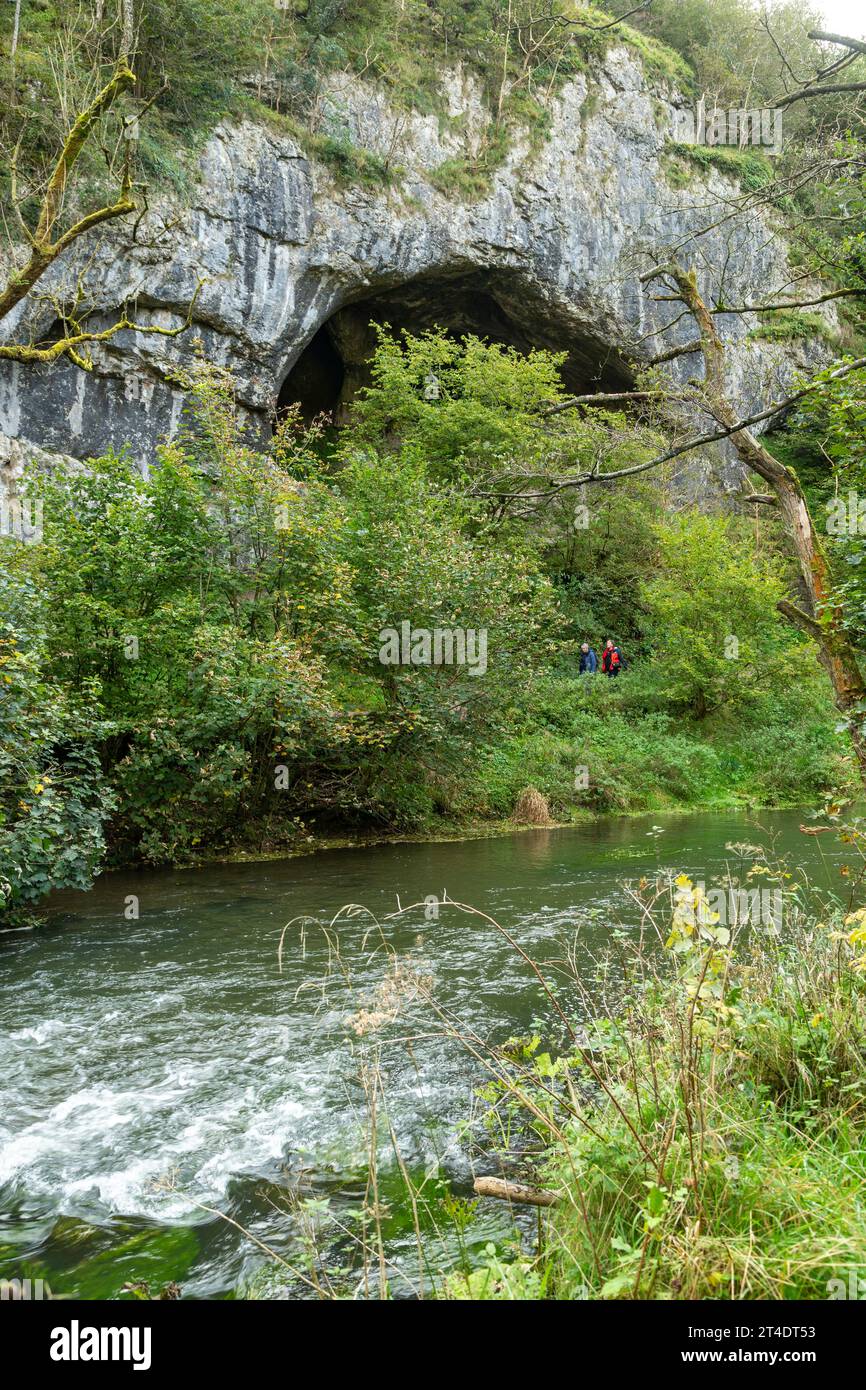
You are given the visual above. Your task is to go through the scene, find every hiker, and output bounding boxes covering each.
[579,642,597,674]
[601,639,622,677]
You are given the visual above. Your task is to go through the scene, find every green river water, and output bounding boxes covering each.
[0,807,850,1298]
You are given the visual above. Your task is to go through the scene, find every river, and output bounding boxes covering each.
[0,807,848,1299]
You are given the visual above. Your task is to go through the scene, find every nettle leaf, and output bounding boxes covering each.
[600,1274,635,1298]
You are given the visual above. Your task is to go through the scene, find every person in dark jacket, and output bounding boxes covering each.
[579,642,598,674]
[601,639,622,677]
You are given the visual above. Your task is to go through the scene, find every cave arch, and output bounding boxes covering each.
[277,267,634,426]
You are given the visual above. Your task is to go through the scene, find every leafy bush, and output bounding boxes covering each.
[640,513,792,719]
[0,562,113,921]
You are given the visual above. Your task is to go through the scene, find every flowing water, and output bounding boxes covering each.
[0,808,849,1298]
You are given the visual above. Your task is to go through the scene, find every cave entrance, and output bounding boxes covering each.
[279,323,345,424]
[277,268,633,426]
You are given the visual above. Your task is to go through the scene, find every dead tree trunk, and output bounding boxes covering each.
[473,1176,559,1207]
[120,0,135,61]
[11,1,22,61]
[649,263,866,778]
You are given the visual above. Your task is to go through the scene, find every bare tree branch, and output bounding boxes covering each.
[773,31,866,107]
[776,80,866,109]
[646,339,703,365]
[809,31,866,58]
[541,389,663,419]
[0,279,205,370]
[537,357,866,446]
[0,64,136,326]
[712,287,865,314]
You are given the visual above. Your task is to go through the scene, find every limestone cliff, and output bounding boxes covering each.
[0,45,833,478]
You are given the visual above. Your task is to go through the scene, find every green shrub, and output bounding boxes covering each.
[0,562,113,921]
[538,872,866,1299]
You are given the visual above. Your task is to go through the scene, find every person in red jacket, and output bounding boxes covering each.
[601,639,622,677]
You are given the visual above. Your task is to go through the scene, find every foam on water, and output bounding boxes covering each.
[0,1003,340,1220]
[9,1018,69,1045]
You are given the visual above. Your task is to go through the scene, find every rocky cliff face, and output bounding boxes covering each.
[0,45,831,484]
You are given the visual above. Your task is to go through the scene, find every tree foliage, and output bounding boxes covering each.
[641,513,791,718]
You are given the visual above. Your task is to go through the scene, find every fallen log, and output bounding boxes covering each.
[473,1176,558,1207]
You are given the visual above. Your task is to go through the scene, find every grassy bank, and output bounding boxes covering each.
[442,852,866,1300]
[472,668,854,821]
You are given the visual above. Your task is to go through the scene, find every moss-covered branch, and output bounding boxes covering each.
[0,63,138,349]
[0,279,204,370]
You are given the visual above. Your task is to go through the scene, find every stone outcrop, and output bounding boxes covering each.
[0,46,834,479]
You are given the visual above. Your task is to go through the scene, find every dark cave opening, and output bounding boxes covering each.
[279,323,345,424]
[277,269,633,426]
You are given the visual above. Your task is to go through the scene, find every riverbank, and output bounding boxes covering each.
[442,856,866,1301]
[94,663,856,879]
[104,783,847,871]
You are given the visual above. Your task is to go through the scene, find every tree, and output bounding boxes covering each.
[121,0,135,60]
[10,1,21,63]
[0,3,198,370]
[641,513,788,718]
[644,261,866,768]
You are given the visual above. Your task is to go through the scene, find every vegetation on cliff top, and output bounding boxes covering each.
[0,0,823,205]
